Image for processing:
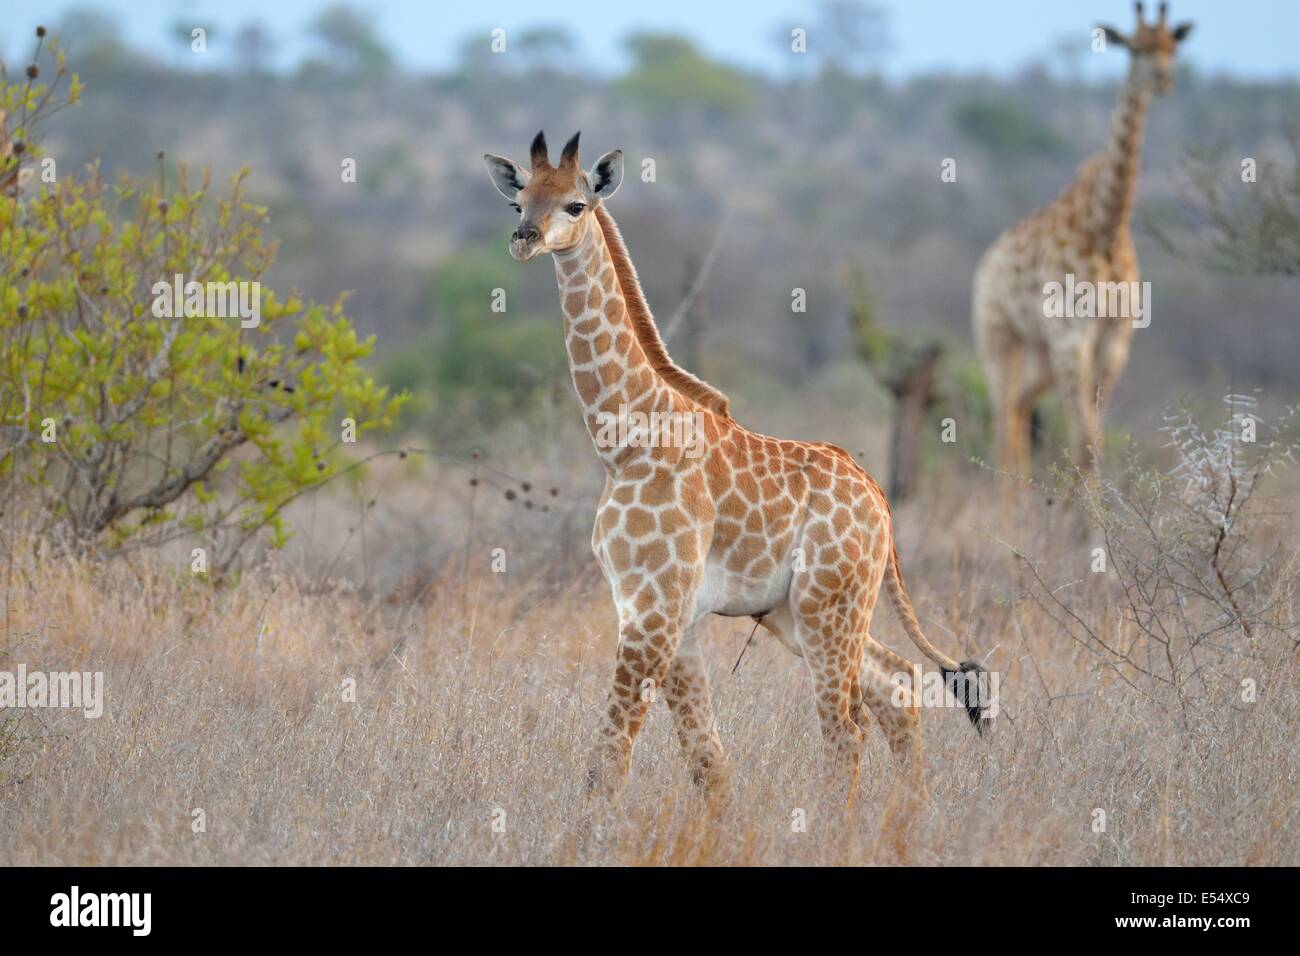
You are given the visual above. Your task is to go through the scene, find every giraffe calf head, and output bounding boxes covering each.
[484,131,624,261]
[1099,1,1193,95]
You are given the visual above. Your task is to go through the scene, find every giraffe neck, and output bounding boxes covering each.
[1089,61,1151,246]
[552,212,676,471]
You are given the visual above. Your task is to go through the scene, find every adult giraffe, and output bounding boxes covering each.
[484,131,987,801]
[973,2,1192,477]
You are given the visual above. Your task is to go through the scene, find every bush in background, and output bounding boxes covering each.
[0,37,404,576]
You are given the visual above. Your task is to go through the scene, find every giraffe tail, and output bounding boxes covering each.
[885,541,992,735]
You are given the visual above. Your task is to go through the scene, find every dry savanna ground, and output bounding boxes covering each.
[0,463,1297,866]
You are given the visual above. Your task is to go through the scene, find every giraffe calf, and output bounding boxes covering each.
[485,131,990,806]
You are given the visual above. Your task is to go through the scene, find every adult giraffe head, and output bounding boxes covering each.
[483,130,624,261]
[1099,1,1193,95]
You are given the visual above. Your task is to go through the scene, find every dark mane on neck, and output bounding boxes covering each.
[593,204,732,419]
[1088,68,1150,242]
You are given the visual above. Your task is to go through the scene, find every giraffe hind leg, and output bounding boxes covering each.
[790,592,868,805]
[859,634,929,859]
[859,637,925,778]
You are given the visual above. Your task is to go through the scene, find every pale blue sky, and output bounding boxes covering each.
[8,0,1300,80]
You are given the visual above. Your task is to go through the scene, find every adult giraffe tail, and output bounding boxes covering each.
[884,541,992,735]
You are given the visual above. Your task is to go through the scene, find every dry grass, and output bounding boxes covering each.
[2,465,1296,867]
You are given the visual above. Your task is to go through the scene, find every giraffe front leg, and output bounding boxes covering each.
[850,674,874,736]
[586,616,682,798]
[1094,322,1133,421]
[978,323,1029,479]
[662,635,729,795]
[1000,345,1032,479]
[1050,346,1101,477]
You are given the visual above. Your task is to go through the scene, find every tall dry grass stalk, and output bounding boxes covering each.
[1,454,1295,864]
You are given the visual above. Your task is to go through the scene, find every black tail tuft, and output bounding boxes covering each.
[941,660,994,736]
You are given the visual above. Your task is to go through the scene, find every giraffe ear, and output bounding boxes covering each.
[483,153,528,201]
[1171,22,1193,43]
[589,149,624,200]
[1098,25,1130,49]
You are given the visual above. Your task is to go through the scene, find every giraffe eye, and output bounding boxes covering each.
[566,203,586,217]
[509,202,521,213]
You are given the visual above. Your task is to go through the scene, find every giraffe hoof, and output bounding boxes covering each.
[584,753,626,801]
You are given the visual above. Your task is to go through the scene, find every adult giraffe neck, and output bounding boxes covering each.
[1089,61,1152,247]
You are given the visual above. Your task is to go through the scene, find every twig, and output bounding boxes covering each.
[731,616,762,675]
[661,208,731,343]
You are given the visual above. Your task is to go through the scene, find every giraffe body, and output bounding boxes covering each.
[485,132,987,802]
[973,155,1141,475]
[973,3,1192,476]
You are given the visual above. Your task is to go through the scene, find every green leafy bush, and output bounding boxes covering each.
[0,42,404,574]
[620,33,752,113]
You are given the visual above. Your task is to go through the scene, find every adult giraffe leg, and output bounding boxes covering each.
[983,334,1038,514]
[976,308,1030,479]
[1050,346,1101,477]
[1094,321,1134,424]
[983,346,1029,520]
[1014,347,1052,469]
[661,631,728,794]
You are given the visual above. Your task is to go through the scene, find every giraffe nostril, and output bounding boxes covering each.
[514,226,541,243]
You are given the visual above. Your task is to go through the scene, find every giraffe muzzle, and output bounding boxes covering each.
[510,225,543,261]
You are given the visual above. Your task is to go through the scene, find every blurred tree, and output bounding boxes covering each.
[811,0,893,75]
[1050,32,1088,83]
[517,26,577,72]
[620,33,751,113]
[168,19,213,67]
[234,21,276,75]
[382,246,565,436]
[308,5,393,76]
[955,99,1064,157]
[846,264,941,502]
[768,23,812,81]
[54,7,143,71]
[453,33,499,80]
[0,54,404,573]
[1147,133,1300,277]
